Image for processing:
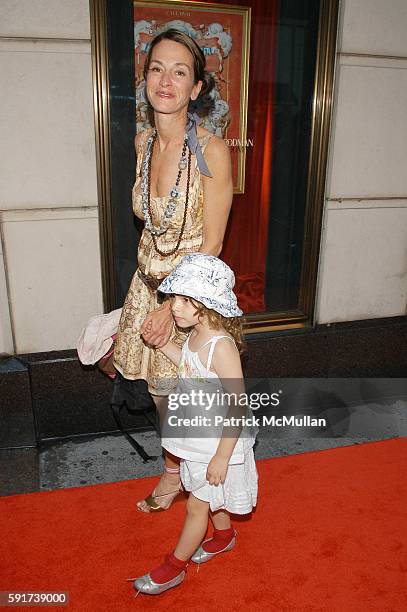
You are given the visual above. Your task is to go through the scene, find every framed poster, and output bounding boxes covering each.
[134,0,251,193]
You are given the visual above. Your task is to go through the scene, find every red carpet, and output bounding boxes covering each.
[1,439,406,611]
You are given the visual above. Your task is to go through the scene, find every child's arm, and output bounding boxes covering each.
[157,340,182,366]
[206,339,246,485]
[141,323,182,366]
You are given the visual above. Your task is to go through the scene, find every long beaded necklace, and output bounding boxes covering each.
[141,128,192,257]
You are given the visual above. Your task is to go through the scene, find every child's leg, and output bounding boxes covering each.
[143,494,209,586]
[198,509,235,554]
[210,509,231,530]
[174,493,210,560]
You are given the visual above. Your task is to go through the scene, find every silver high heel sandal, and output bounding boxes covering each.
[191,530,237,564]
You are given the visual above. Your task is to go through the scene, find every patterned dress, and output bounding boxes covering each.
[113,127,213,395]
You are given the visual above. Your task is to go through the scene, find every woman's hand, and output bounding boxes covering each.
[141,301,173,348]
[206,454,228,486]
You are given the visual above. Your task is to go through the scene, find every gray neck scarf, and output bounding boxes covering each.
[186,112,213,178]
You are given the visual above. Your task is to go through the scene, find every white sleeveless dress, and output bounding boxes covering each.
[161,334,258,514]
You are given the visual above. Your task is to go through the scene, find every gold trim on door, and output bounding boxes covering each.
[90,0,116,309]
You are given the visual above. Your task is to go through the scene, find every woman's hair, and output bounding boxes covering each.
[189,299,245,354]
[143,28,215,119]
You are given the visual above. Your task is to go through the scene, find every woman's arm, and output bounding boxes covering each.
[200,137,233,256]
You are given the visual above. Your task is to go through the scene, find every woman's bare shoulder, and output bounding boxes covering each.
[197,130,231,177]
[197,127,229,158]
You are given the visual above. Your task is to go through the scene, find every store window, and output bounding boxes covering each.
[91,0,339,333]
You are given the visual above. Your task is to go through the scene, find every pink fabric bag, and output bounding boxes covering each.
[76,308,122,368]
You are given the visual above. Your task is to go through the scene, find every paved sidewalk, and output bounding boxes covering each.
[1,400,405,496]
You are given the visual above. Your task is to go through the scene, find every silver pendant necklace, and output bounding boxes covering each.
[141,129,189,236]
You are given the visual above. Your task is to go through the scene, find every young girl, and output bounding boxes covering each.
[132,253,258,595]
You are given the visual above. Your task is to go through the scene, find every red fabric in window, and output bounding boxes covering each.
[219,0,278,314]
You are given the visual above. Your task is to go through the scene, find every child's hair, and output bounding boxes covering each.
[190,298,245,353]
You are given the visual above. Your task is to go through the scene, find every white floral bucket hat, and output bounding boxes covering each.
[157,253,243,318]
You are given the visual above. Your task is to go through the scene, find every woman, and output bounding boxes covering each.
[113,28,233,512]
